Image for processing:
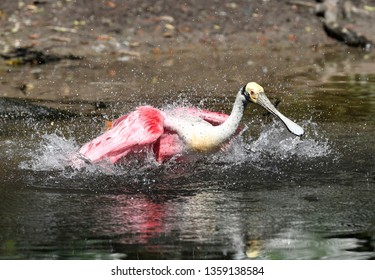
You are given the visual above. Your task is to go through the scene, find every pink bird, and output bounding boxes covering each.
[73,82,304,166]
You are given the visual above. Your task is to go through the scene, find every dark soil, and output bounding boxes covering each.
[1,0,374,57]
[0,0,374,109]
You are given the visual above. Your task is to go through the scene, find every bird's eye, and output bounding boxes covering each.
[250,90,255,96]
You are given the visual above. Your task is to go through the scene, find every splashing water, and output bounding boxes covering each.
[19,119,331,176]
[19,133,80,172]
[246,119,331,162]
[19,132,161,177]
[207,119,331,168]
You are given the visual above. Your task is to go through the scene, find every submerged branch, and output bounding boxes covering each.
[288,0,373,49]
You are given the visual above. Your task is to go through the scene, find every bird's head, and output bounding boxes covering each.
[243,82,265,103]
[241,82,304,136]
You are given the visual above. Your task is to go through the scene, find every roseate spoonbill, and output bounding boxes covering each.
[73,82,303,166]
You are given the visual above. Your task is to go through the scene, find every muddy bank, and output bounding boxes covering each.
[1,0,374,55]
[0,0,374,109]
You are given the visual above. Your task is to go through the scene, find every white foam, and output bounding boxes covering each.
[19,133,81,171]
[248,120,331,160]
[19,119,331,177]
[209,119,331,166]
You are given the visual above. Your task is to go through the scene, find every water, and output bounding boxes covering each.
[0,48,374,259]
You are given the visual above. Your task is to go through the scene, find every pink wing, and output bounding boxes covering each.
[153,129,184,162]
[74,106,240,165]
[187,108,243,134]
[170,107,229,126]
[152,108,237,162]
[78,106,165,163]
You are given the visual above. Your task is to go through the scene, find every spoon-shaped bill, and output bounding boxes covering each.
[257,92,304,136]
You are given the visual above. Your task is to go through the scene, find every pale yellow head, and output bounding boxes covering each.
[244,82,264,103]
[240,81,304,136]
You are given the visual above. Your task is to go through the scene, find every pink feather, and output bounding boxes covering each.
[76,106,234,165]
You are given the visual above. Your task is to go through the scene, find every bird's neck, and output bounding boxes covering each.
[215,92,247,142]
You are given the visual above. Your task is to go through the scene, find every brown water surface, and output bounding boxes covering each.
[1,46,374,259]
